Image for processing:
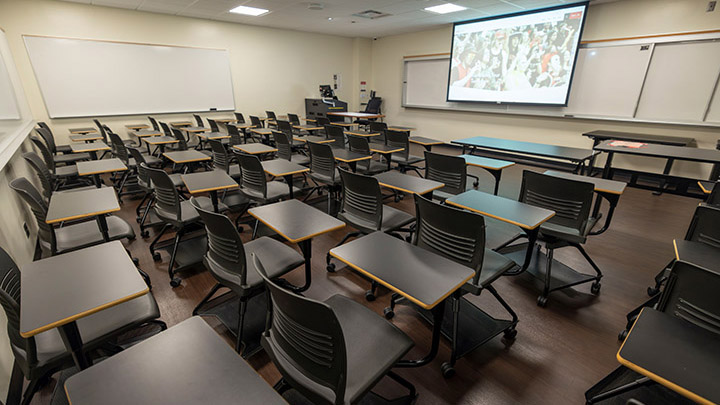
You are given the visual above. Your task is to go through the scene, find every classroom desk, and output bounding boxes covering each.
[373,171,444,198]
[388,126,415,132]
[698,181,714,194]
[544,170,627,235]
[132,129,162,138]
[261,159,309,199]
[250,128,274,144]
[617,308,720,405]
[76,158,127,188]
[197,132,230,140]
[125,123,149,131]
[69,127,97,135]
[182,170,238,212]
[293,124,323,134]
[232,143,278,156]
[70,134,103,143]
[368,143,404,170]
[70,141,110,160]
[327,122,356,128]
[46,187,121,242]
[293,135,334,144]
[673,239,720,273]
[143,135,178,155]
[20,242,148,370]
[249,200,345,293]
[410,136,443,151]
[583,130,694,171]
[446,190,554,274]
[64,316,284,405]
[170,121,193,127]
[453,136,598,174]
[345,129,380,138]
[214,118,238,124]
[332,148,372,172]
[328,112,385,120]
[329,231,474,369]
[163,150,211,173]
[460,154,515,195]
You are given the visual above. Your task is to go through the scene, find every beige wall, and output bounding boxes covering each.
[0,0,361,146]
[371,0,720,178]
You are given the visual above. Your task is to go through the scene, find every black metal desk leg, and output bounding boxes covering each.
[490,169,502,195]
[654,158,675,196]
[59,321,91,370]
[92,173,102,188]
[210,190,219,213]
[89,151,98,160]
[349,161,357,172]
[601,152,615,179]
[284,174,295,199]
[96,214,111,242]
[590,194,619,236]
[396,299,446,368]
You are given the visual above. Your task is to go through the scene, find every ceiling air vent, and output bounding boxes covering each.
[352,10,391,19]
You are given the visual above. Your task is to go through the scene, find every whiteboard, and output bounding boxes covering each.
[0,39,19,120]
[635,41,720,123]
[24,36,235,118]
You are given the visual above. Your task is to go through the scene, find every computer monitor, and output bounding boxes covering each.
[320,84,335,98]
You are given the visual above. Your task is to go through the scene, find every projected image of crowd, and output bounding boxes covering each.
[450,16,583,92]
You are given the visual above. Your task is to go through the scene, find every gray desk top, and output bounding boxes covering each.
[214,118,238,123]
[69,127,97,134]
[460,154,515,171]
[182,170,238,194]
[293,124,323,130]
[544,170,627,195]
[65,316,286,405]
[70,134,103,142]
[125,123,149,130]
[294,135,334,144]
[698,181,715,194]
[229,123,255,129]
[369,144,404,154]
[446,190,555,230]
[46,186,120,224]
[345,130,380,137]
[251,128,274,135]
[143,136,178,145]
[20,241,148,337]
[409,136,443,146]
[70,141,110,153]
[595,140,720,164]
[674,239,720,272]
[170,121,193,127]
[333,148,371,163]
[618,308,720,405]
[583,130,694,146]
[198,132,230,140]
[329,232,474,310]
[132,129,162,138]
[77,158,127,176]
[163,150,211,163]
[373,171,444,195]
[232,143,277,155]
[248,199,345,243]
[261,159,309,177]
[452,136,597,162]
[182,126,210,133]
[388,126,415,131]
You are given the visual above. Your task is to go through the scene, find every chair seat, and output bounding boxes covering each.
[463,249,516,295]
[269,294,413,404]
[156,197,227,226]
[55,165,79,178]
[144,155,163,167]
[169,173,184,188]
[56,144,72,154]
[50,215,136,254]
[54,153,91,164]
[289,154,310,166]
[391,154,423,165]
[241,181,297,203]
[339,205,415,234]
[219,189,250,210]
[217,165,242,180]
[357,159,387,175]
[539,222,587,244]
[310,169,340,186]
[30,294,160,367]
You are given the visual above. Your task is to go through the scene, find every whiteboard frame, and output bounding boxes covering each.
[23,35,236,119]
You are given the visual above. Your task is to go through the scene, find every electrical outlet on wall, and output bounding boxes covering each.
[708,1,717,12]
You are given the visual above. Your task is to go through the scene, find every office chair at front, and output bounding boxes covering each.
[253,254,418,405]
[423,151,467,201]
[386,130,423,175]
[385,194,517,378]
[190,199,304,355]
[518,171,602,307]
[355,97,382,127]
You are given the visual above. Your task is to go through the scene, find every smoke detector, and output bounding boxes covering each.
[352,10,391,19]
[308,3,324,10]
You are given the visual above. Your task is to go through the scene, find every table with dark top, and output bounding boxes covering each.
[460,154,515,195]
[20,241,149,370]
[170,121,193,127]
[249,199,345,293]
[293,135,334,144]
[410,136,443,151]
[46,186,121,242]
[250,128,274,144]
[329,231,474,370]
[698,180,714,195]
[617,308,720,405]
[132,129,162,138]
[293,124,323,134]
[182,170,239,212]
[232,143,278,157]
[76,158,127,188]
[328,111,385,121]
[388,125,415,132]
[69,127,97,135]
[673,239,720,273]
[70,134,103,143]
[261,159,309,199]
[70,141,110,160]
[125,123,149,131]
[369,143,404,170]
[332,148,371,172]
[163,150,211,173]
[373,171,444,198]
[345,129,381,138]
[143,135,178,154]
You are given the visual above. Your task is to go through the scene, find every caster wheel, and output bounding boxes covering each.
[405,235,412,243]
[473,181,479,187]
[398,193,404,200]
[152,252,162,262]
[591,281,601,295]
[237,226,244,233]
[537,296,548,307]
[326,263,336,273]
[141,230,149,238]
[394,196,400,203]
[170,277,182,288]
[365,291,376,302]
[503,327,517,341]
[383,307,395,319]
[136,216,142,223]
[618,329,628,342]
[128,235,136,241]
[647,286,659,296]
[441,362,456,379]
[318,190,323,195]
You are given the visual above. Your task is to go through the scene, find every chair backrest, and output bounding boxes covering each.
[145,164,182,221]
[249,115,263,128]
[171,128,189,151]
[108,132,130,164]
[234,112,245,123]
[364,97,382,114]
[414,194,486,285]
[9,178,55,253]
[347,135,372,172]
[266,111,277,121]
[315,116,330,127]
[519,171,594,234]
[308,142,337,183]
[272,130,293,161]
[209,139,233,173]
[325,124,345,149]
[22,152,55,201]
[685,204,720,248]
[253,254,348,402]
[368,121,387,143]
[160,122,172,137]
[386,130,410,159]
[94,119,108,142]
[37,121,51,133]
[287,113,300,125]
[128,148,151,189]
[30,135,56,172]
[148,116,159,131]
[424,151,466,196]
[190,198,248,286]
[238,153,267,198]
[276,120,292,133]
[208,119,220,133]
[35,127,58,155]
[659,260,720,336]
[193,114,204,127]
[227,124,242,146]
[707,182,720,207]
[339,169,383,231]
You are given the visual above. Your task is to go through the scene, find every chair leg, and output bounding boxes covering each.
[325,231,361,271]
[139,195,155,238]
[386,371,417,401]
[148,223,171,256]
[586,376,652,404]
[538,247,553,307]
[572,243,604,279]
[7,359,24,405]
[193,283,222,315]
[273,378,292,395]
[168,227,185,286]
[236,297,248,353]
[251,219,259,240]
[20,375,45,405]
[135,192,149,218]
[441,295,461,378]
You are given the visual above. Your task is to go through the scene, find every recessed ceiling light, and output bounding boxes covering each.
[424,3,467,14]
[229,5,269,16]
[327,17,333,20]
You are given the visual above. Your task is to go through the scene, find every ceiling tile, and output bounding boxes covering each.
[92,0,142,7]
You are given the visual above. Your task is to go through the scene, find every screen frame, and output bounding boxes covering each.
[446,1,589,107]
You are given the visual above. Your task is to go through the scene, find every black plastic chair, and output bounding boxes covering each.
[193,114,204,127]
[265,110,278,128]
[253,254,417,405]
[234,112,245,123]
[209,139,241,180]
[10,177,136,258]
[22,151,93,202]
[519,171,602,307]
[424,151,467,201]
[325,124,346,149]
[347,135,386,175]
[303,142,341,214]
[273,130,309,166]
[355,97,382,126]
[0,246,166,405]
[35,127,90,165]
[315,116,330,137]
[368,121,388,144]
[386,130,423,175]
[276,120,305,146]
[37,122,71,154]
[159,121,173,137]
[190,198,304,355]
[28,136,85,191]
[236,153,295,206]
[227,123,243,146]
[287,113,301,126]
[148,116,160,131]
[326,169,415,300]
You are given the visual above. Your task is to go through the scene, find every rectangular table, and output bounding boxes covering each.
[293,135,333,144]
[261,159,309,199]
[70,134,103,143]
[345,130,380,138]
[125,123,149,131]
[70,141,110,160]
[249,200,345,292]
[76,158,127,188]
[328,112,385,120]
[232,143,277,156]
[182,170,239,212]
[373,171,443,198]
[163,150,211,170]
[132,129,162,138]
[293,124,323,134]
[332,148,371,172]
[699,181,714,195]
[143,135,178,154]
[69,127,97,135]
[46,186,121,242]
[410,136,443,151]
[20,241,148,370]
[330,231,474,370]
[453,136,598,174]
[673,239,720,273]
[388,126,415,132]
[250,128,274,144]
[170,121,193,127]
[64,316,285,405]
[460,154,515,195]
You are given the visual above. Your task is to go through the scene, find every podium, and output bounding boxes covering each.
[305,98,348,122]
